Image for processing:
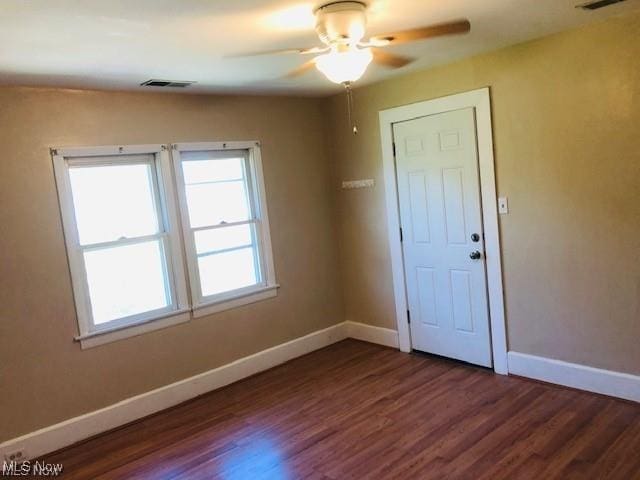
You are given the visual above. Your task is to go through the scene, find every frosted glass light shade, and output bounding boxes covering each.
[315,47,373,84]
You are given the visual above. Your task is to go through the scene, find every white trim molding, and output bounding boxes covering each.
[0,322,400,460]
[0,323,350,461]
[508,352,640,403]
[75,310,191,349]
[345,321,399,348]
[8,321,637,462]
[192,285,279,319]
[379,87,508,374]
[52,144,166,157]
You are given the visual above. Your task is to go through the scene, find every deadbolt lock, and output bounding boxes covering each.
[471,233,480,242]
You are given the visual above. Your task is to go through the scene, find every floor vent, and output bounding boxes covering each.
[577,0,626,10]
[140,79,196,88]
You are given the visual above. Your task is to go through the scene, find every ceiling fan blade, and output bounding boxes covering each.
[369,19,470,46]
[372,48,415,69]
[284,59,317,79]
[227,46,327,58]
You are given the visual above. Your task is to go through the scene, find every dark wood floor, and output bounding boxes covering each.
[42,340,640,479]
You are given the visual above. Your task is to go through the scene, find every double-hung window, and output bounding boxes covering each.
[172,142,277,317]
[54,142,277,347]
[53,145,189,348]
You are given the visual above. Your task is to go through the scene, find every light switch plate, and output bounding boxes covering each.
[498,196,509,214]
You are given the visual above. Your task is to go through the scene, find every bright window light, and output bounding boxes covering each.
[177,147,276,305]
[69,163,159,245]
[84,240,169,324]
[60,153,180,332]
[198,247,258,297]
[54,142,276,344]
[194,224,253,254]
[182,157,250,228]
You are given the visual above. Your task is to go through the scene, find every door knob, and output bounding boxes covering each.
[469,251,482,260]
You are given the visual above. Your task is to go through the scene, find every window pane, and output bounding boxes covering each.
[198,247,258,297]
[185,181,250,228]
[182,157,244,184]
[84,240,170,324]
[194,224,253,255]
[69,162,159,245]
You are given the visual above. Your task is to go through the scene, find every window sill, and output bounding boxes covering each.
[75,309,191,349]
[73,285,279,348]
[192,284,279,319]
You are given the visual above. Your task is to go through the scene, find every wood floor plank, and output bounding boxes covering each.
[39,340,640,479]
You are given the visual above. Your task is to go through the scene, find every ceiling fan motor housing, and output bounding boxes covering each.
[315,1,368,46]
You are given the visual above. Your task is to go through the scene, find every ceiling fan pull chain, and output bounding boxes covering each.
[345,82,358,135]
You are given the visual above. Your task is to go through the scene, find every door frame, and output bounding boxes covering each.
[379,87,508,374]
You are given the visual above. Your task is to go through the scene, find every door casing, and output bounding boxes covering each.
[379,87,508,374]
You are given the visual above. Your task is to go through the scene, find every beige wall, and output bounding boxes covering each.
[0,88,343,441]
[2,11,639,443]
[326,13,640,375]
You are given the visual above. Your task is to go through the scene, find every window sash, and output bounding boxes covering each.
[186,154,265,300]
[79,232,175,326]
[73,158,176,329]
[80,231,167,252]
[173,143,276,308]
[67,156,166,246]
[53,142,275,345]
[193,222,264,296]
[197,243,253,258]
[181,151,252,229]
[81,235,177,332]
[54,146,189,340]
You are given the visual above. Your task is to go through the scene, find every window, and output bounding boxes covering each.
[54,142,277,347]
[53,145,189,348]
[173,142,277,317]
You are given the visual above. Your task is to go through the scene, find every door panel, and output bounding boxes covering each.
[408,172,431,244]
[394,107,492,367]
[442,168,467,245]
[416,267,438,326]
[450,269,474,333]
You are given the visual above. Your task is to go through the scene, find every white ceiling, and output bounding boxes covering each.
[0,0,637,96]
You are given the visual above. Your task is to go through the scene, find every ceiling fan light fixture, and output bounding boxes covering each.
[315,46,372,84]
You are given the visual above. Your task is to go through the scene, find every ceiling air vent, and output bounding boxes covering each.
[140,79,196,88]
[577,0,625,10]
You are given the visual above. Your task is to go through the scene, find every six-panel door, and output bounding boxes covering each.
[393,107,492,367]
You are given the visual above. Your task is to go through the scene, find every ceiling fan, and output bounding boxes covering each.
[234,1,471,86]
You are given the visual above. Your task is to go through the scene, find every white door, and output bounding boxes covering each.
[393,107,492,367]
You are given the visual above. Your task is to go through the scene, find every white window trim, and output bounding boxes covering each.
[172,141,278,317]
[53,144,190,349]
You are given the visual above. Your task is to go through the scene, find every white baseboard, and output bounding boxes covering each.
[508,351,640,403]
[0,321,400,461]
[0,323,349,461]
[7,327,635,462]
[345,321,399,348]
